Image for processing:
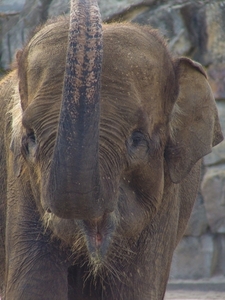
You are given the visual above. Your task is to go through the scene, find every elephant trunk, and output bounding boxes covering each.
[46,0,107,219]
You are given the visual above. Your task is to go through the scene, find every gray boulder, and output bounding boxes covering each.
[170,234,217,279]
[201,167,225,234]
[184,193,208,237]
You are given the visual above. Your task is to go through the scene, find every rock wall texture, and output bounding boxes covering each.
[1,0,225,280]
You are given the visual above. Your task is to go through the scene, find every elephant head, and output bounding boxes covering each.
[8,0,222,297]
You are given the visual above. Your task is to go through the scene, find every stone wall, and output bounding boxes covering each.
[1,0,225,280]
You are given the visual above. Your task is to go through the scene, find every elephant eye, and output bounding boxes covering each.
[21,129,37,160]
[27,130,36,143]
[130,131,148,148]
[127,130,149,160]
[131,131,145,148]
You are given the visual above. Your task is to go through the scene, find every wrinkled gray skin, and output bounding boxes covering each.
[0,0,223,299]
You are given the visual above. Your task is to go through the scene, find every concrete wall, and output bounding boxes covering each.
[1,0,225,280]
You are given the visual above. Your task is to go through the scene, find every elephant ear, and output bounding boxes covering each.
[165,57,223,183]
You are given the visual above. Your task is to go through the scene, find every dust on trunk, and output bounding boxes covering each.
[46,0,106,220]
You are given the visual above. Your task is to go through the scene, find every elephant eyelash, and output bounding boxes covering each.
[21,129,37,158]
[27,130,36,143]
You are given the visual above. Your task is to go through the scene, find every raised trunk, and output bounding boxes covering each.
[46,0,106,219]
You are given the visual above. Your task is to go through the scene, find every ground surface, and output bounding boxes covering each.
[1,278,225,299]
[165,277,225,299]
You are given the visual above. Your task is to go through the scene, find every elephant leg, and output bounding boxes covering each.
[5,222,69,299]
[0,202,5,297]
[4,178,69,300]
[0,177,6,296]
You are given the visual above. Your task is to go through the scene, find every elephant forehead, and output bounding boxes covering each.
[101,24,173,121]
[102,23,171,79]
[26,44,67,105]
[22,20,173,130]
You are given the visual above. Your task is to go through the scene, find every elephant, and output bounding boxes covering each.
[0,0,223,299]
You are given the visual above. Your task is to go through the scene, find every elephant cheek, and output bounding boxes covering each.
[138,161,165,209]
[118,191,149,237]
[120,164,165,236]
[40,176,53,213]
[118,188,158,237]
[146,161,165,211]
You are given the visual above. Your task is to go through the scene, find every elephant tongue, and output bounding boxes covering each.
[83,216,114,260]
[95,232,103,248]
[85,231,103,257]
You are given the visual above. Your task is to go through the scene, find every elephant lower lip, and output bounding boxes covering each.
[86,233,110,262]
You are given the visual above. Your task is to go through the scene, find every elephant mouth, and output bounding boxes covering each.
[82,214,115,263]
